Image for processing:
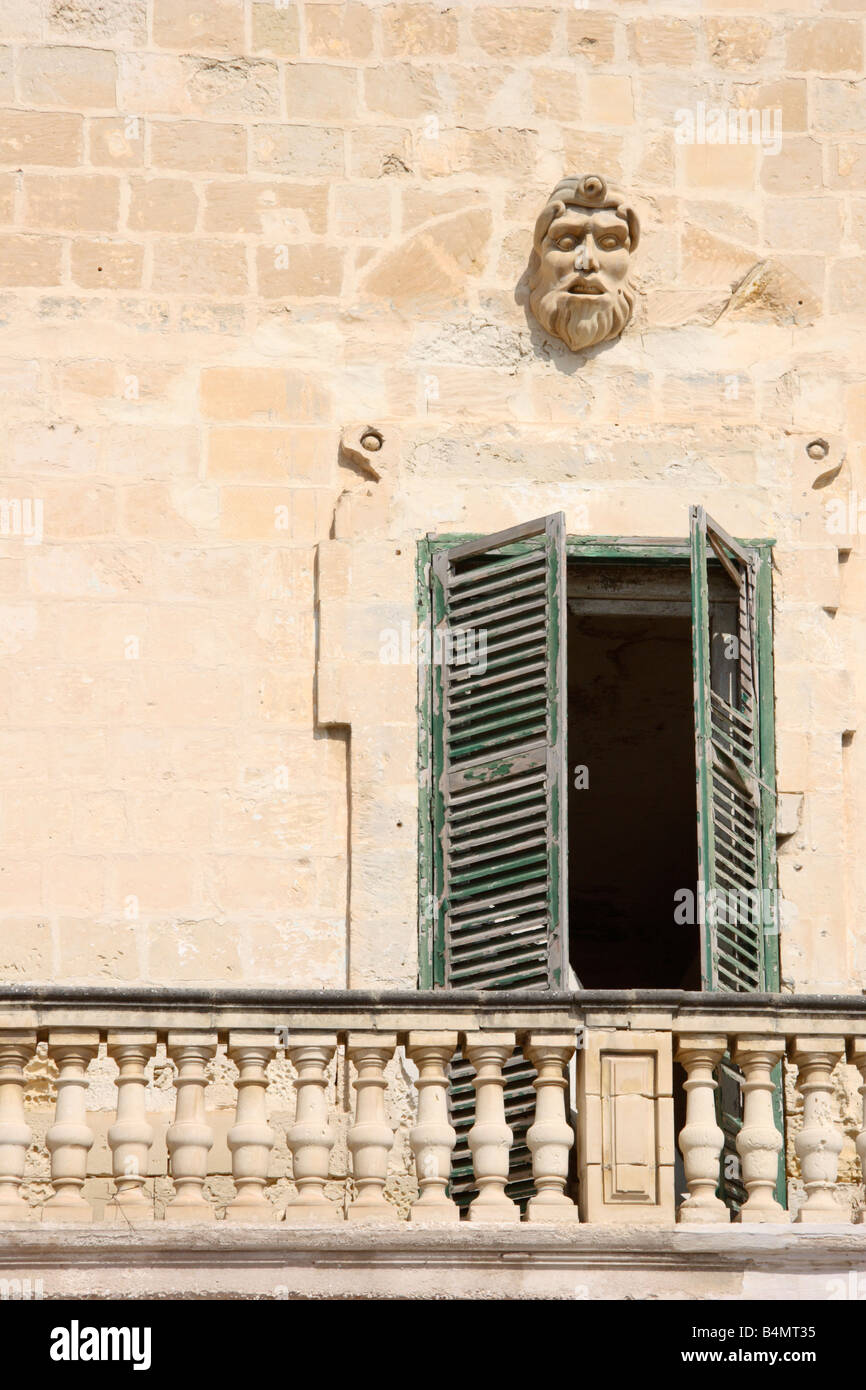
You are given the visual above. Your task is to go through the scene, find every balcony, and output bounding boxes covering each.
[1,986,866,1299]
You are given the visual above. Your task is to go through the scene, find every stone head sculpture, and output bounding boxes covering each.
[528,174,640,353]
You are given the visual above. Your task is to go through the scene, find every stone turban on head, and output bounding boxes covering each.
[532,174,640,255]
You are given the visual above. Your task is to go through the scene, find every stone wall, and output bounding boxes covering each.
[0,0,863,995]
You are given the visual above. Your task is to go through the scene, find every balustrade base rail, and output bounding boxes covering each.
[0,988,865,1230]
[1,1224,866,1301]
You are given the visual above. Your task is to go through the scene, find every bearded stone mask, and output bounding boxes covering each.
[528,174,640,353]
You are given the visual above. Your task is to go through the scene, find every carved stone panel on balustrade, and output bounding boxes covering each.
[577,1028,675,1225]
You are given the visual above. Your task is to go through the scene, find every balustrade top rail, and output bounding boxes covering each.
[1,984,866,1035]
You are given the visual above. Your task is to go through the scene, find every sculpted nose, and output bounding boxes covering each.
[576,236,600,272]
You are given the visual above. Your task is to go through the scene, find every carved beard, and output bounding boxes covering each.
[531,282,635,353]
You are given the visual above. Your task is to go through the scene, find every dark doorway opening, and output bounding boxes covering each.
[566,562,701,989]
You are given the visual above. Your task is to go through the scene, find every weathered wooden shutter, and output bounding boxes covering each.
[689,505,782,1210]
[430,514,568,1202]
[431,513,568,989]
[690,505,776,991]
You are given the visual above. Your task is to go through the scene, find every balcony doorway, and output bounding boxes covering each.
[567,561,702,990]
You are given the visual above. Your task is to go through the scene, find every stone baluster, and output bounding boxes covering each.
[675,1035,729,1224]
[733,1037,787,1223]
[525,1032,578,1222]
[226,1032,277,1222]
[790,1036,847,1223]
[407,1031,459,1224]
[105,1032,157,1222]
[347,1034,398,1222]
[285,1034,341,1223]
[165,1032,217,1222]
[43,1031,99,1222]
[466,1032,520,1223]
[0,1032,37,1220]
[849,1039,866,1224]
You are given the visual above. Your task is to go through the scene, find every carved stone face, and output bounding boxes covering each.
[528,176,639,353]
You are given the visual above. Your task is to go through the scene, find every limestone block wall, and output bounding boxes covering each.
[0,0,862,995]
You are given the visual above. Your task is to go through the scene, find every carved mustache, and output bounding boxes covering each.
[564,274,606,296]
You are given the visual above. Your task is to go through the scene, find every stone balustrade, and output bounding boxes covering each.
[1,987,866,1227]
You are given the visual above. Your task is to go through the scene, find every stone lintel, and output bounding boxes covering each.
[733,1036,787,1064]
[346,1032,398,1052]
[406,1031,459,1051]
[788,1034,846,1061]
[226,1030,283,1053]
[106,1031,159,1050]
[166,1031,219,1050]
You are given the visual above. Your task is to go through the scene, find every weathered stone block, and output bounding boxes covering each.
[629,16,697,66]
[787,18,863,73]
[306,3,374,60]
[471,7,555,58]
[0,110,83,165]
[153,0,245,54]
[18,45,116,108]
[152,121,246,174]
[71,239,144,289]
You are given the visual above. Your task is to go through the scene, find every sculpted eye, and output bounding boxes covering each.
[599,235,621,250]
[555,235,577,252]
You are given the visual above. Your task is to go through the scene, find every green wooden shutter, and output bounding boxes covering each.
[689,505,782,1211]
[429,513,568,1203]
[430,513,568,990]
[690,505,776,992]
